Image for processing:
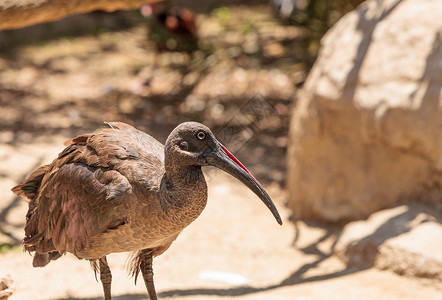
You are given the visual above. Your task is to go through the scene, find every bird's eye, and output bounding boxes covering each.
[197,131,206,140]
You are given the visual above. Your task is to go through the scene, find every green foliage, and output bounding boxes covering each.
[212,7,231,23]
[240,21,255,34]
[290,0,365,67]
[0,230,21,253]
[0,243,18,253]
[303,0,364,32]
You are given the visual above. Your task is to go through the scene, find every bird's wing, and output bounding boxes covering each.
[13,122,166,259]
[83,122,166,186]
[31,163,132,257]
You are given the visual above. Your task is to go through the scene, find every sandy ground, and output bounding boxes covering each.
[1,138,441,300]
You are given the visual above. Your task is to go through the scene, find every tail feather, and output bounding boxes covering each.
[63,134,89,146]
[13,164,58,268]
[90,259,100,281]
[32,251,61,267]
[13,131,99,269]
[128,250,143,284]
[12,165,50,200]
[32,253,49,267]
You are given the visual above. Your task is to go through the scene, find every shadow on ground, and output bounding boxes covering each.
[55,222,367,300]
[56,203,441,300]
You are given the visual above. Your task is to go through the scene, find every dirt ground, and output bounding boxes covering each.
[1,156,441,299]
[0,4,441,300]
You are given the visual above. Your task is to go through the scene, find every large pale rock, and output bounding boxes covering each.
[287,0,442,222]
[335,204,442,282]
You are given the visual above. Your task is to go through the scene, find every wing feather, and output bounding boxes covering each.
[32,163,132,257]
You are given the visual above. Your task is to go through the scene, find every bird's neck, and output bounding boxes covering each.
[159,165,208,219]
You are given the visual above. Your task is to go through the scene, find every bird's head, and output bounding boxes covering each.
[165,122,282,225]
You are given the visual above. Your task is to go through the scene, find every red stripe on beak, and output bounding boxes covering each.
[220,145,257,182]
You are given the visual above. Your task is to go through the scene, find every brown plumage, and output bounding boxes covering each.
[12,122,282,300]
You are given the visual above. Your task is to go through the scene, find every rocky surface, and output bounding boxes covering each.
[287,0,442,222]
[335,203,442,282]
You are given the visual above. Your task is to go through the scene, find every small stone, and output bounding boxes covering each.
[0,274,14,300]
[199,270,248,286]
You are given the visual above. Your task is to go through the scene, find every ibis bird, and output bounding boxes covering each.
[12,122,282,300]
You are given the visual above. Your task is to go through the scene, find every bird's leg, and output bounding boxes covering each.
[140,249,158,300]
[99,256,112,300]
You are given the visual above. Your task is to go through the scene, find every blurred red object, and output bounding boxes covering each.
[141,3,197,37]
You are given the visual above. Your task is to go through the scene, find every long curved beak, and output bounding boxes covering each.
[204,142,282,225]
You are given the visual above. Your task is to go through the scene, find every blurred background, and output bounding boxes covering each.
[0,0,441,299]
